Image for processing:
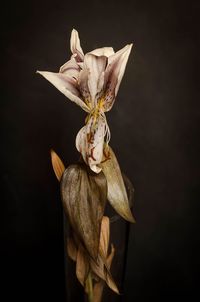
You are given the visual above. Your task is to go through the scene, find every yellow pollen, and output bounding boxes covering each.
[85,97,105,126]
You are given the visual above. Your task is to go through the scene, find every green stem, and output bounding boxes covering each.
[86,272,93,302]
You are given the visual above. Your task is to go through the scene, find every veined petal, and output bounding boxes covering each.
[103,44,133,112]
[78,69,92,109]
[84,53,107,105]
[37,71,90,112]
[59,57,80,80]
[76,114,106,173]
[89,47,114,57]
[70,29,84,62]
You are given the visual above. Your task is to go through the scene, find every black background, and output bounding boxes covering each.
[1,0,199,300]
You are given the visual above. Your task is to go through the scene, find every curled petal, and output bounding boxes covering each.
[37,71,90,112]
[103,44,133,111]
[59,57,80,80]
[76,114,107,173]
[70,29,84,62]
[89,47,114,57]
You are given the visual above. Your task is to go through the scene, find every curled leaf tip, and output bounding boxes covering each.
[101,146,135,223]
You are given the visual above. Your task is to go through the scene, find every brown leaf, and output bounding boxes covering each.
[99,216,110,258]
[90,217,119,295]
[101,147,135,223]
[93,244,116,302]
[50,149,65,181]
[60,164,107,259]
[90,253,119,295]
[67,237,77,262]
[93,281,104,302]
[76,244,90,287]
[107,244,115,268]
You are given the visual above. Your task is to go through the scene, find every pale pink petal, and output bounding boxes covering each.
[89,47,114,57]
[78,69,92,109]
[103,44,133,112]
[70,29,84,62]
[59,57,80,80]
[37,71,90,112]
[76,114,106,173]
[84,54,107,105]
[75,126,88,164]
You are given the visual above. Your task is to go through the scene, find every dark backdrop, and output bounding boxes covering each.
[1,0,199,301]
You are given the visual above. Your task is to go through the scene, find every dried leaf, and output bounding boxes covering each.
[60,164,107,259]
[93,244,116,302]
[76,244,89,286]
[93,281,104,302]
[90,217,119,295]
[67,237,77,262]
[99,216,110,258]
[101,147,135,223]
[50,149,65,181]
[107,244,115,268]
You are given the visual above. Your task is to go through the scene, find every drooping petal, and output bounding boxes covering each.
[84,53,107,105]
[100,146,135,223]
[37,71,90,112]
[76,114,106,173]
[59,57,80,80]
[70,29,84,62]
[89,47,114,57]
[103,44,133,112]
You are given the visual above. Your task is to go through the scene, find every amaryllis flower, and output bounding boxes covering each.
[37,29,132,173]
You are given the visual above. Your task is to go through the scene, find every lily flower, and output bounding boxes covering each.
[37,29,132,173]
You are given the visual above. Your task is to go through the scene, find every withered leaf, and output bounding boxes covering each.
[90,217,119,295]
[60,164,107,259]
[101,147,135,223]
[67,237,77,262]
[106,244,115,268]
[76,244,90,287]
[50,149,65,181]
[99,216,110,258]
[93,221,119,302]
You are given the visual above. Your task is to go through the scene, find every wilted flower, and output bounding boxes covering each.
[37,29,132,173]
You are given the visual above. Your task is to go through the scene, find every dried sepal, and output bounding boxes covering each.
[60,164,107,259]
[50,149,65,181]
[101,147,135,223]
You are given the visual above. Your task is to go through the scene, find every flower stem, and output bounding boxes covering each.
[86,272,93,302]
